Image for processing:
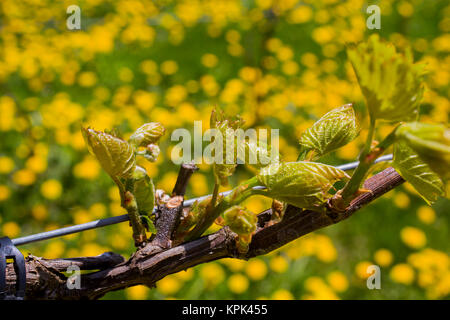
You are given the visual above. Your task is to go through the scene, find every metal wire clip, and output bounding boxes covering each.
[0,237,26,300]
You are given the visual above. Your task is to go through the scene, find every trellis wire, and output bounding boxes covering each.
[11,154,393,247]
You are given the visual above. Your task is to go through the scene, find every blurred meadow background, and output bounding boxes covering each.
[0,0,449,299]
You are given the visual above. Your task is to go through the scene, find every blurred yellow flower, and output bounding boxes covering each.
[78,71,97,87]
[2,221,20,238]
[394,192,410,209]
[355,261,373,279]
[0,96,16,131]
[245,258,267,281]
[227,274,249,294]
[315,235,337,263]
[174,269,195,282]
[26,154,47,173]
[200,263,225,288]
[271,289,294,300]
[89,203,107,219]
[201,53,218,68]
[160,60,178,75]
[416,206,436,225]
[0,156,14,174]
[126,285,149,300]
[189,173,209,197]
[0,185,11,202]
[118,67,134,82]
[81,243,106,256]
[73,157,100,180]
[40,179,63,200]
[43,240,65,259]
[397,1,414,17]
[157,275,181,295]
[400,226,427,249]
[221,258,246,272]
[289,6,313,24]
[327,271,349,292]
[374,249,394,267]
[32,204,48,221]
[304,276,339,300]
[12,169,36,186]
[270,255,289,273]
[74,209,91,225]
[390,263,415,285]
[157,171,179,193]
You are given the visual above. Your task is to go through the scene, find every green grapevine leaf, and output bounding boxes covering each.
[298,104,359,160]
[129,122,165,147]
[140,215,157,234]
[393,140,445,204]
[396,122,450,180]
[210,108,244,186]
[82,127,136,180]
[133,165,155,216]
[257,162,350,210]
[347,34,426,122]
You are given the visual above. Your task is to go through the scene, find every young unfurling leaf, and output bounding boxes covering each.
[347,34,426,122]
[257,162,350,210]
[223,206,257,235]
[210,108,244,186]
[298,104,359,160]
[132,165,156,216]
[396,122,450,180]
[129,122,165,148]
[393,140,445,204]
[82,127,136,180]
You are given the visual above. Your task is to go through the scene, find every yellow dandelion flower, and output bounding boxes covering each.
[227,274,249,294]
[0,156,14,174]
[161,60,178,75]
[73,157,100,180]
[270,255,289,273]
[221,258,246,272]
[118,67,134,82]
[201,53,218,68]
[327,271,349,292]
[32,204,48,221]
[157,275,181,295]
[0,185,11,202]
[390,263,415,285]
[89,203,107,219]
[417,206,436,225]
[245,259,267,281]
[393,192,410,209]
[355,261,373,280]
[401,226,427,249]
[201,263,225,287]
[374,249,394,267]
[271,289,294,300]
[78,71,97,87]
[126,285,149,300]
[288,6,313,24]
[397,1,414,17]
[12,169,36,186]
[43,240,65,259]
[2,221,20,238]
[40,179,62,200]
[174,268,194,282]
[26,156,47,174]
